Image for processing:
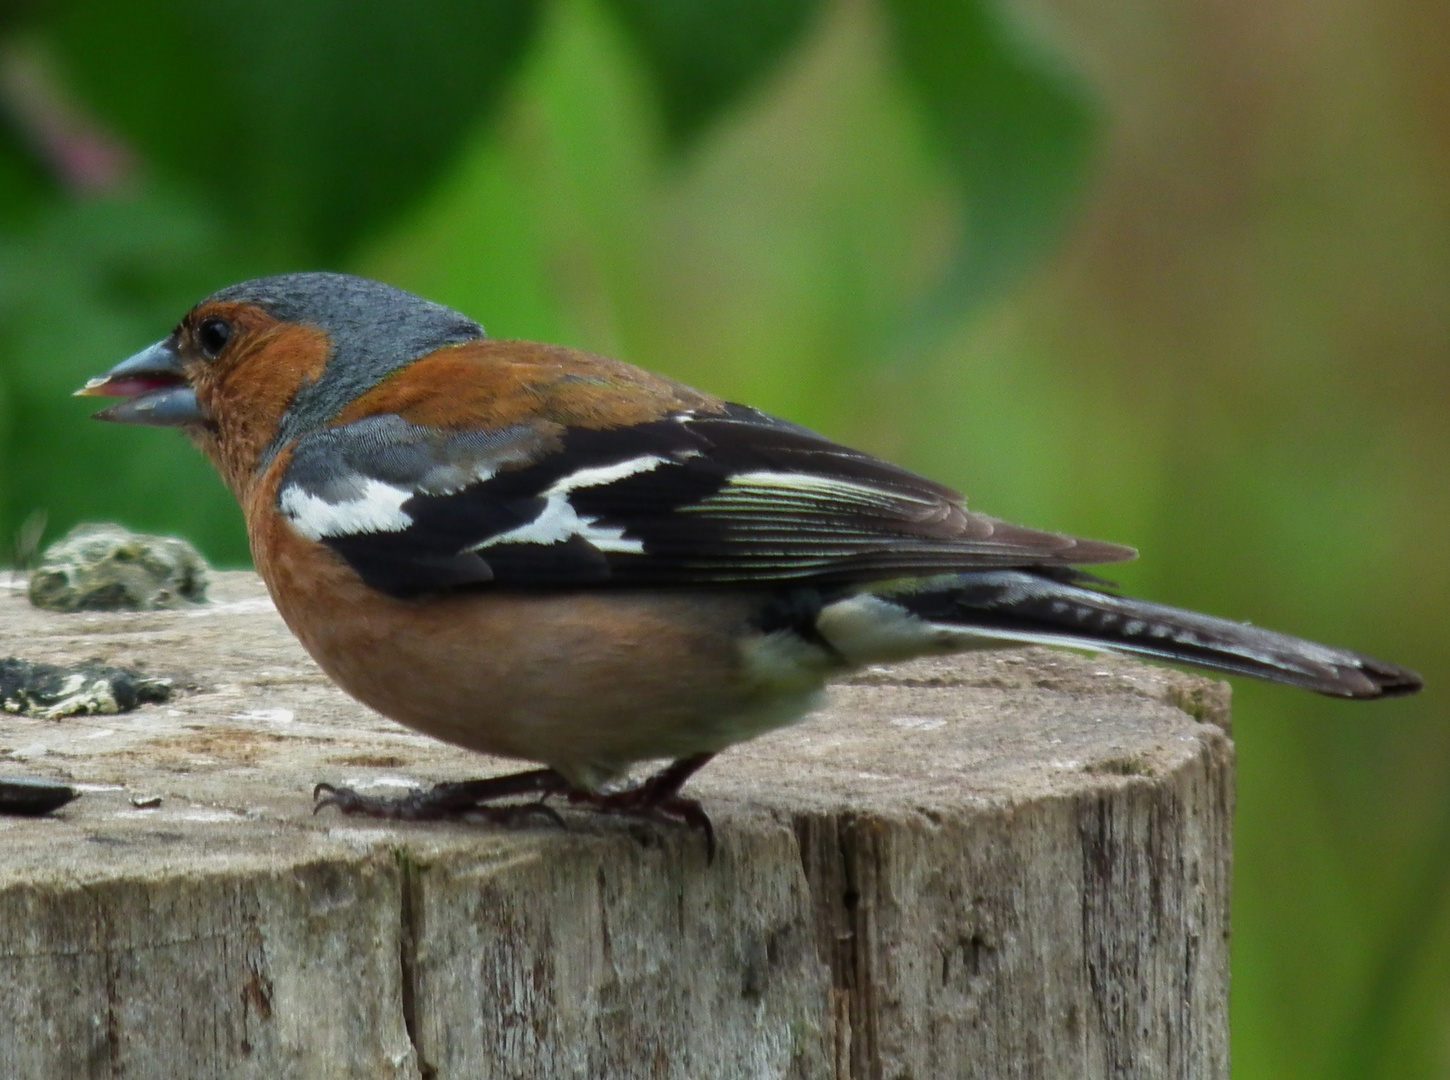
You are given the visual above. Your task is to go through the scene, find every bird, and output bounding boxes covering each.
[78,271,1423,851]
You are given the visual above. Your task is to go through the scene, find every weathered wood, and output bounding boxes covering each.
[0,572,1232,1079]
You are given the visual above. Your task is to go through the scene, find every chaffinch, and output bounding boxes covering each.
[79,272,1422,847]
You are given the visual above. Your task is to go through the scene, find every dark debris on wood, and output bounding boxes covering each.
[0,657,172,719]
[0,776,79,816]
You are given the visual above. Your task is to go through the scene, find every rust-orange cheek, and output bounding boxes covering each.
[203,326,328,469]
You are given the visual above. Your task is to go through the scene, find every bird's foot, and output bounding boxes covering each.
[570,790,717,862]
[312,754,719,858]
[567,752,718,861]
[313,768,568,828]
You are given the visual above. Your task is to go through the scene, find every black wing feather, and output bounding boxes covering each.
[280,404,1134,597]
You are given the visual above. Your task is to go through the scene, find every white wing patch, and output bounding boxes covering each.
[544,455,668,494]
[474,497,643,553]
[473,455,668,554]
[279,479,414,541]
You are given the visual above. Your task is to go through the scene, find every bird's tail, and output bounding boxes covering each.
[814,570,1421,699]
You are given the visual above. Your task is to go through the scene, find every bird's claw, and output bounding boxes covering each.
[568,788,717,863]
[312,780,566,828]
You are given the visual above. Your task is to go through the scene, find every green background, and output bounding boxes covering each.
[1,0,1444,1074]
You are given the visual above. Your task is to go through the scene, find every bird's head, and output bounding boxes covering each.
[78,272,484,495]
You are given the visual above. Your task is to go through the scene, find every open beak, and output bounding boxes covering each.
[76,340,207,427]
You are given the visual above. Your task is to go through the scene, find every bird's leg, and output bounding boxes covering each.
[314,754,720,857]
[567,752,718,860]
[314,767,569,828]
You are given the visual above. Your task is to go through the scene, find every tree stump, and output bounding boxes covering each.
[0,571,1232,1079]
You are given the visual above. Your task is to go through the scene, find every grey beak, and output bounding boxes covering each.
[77,340,208,427]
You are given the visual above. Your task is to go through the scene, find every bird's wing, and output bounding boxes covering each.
[277,404,1135,597]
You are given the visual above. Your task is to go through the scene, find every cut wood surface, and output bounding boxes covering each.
[0,572,1233,1080]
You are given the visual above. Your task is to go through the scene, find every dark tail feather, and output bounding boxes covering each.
[890,570,1422,700]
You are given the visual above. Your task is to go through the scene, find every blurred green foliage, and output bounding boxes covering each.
[887,0,1093,296]
[51,0,541,257]
[1,0,1446,1076]
[606,0,823,143]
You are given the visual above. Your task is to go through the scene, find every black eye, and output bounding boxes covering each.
[197,318,233,359]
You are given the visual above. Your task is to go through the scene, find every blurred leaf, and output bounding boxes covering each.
[0,0,59,36]
[47,0,543,258]
[0,35,137,197]
[0,37,54,224]
[0,132,47,228]
[604,0,822,144]
[885,0,1094,300]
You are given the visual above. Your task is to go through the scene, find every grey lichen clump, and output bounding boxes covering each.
[0,657,172,718]
[27,523,209,611]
